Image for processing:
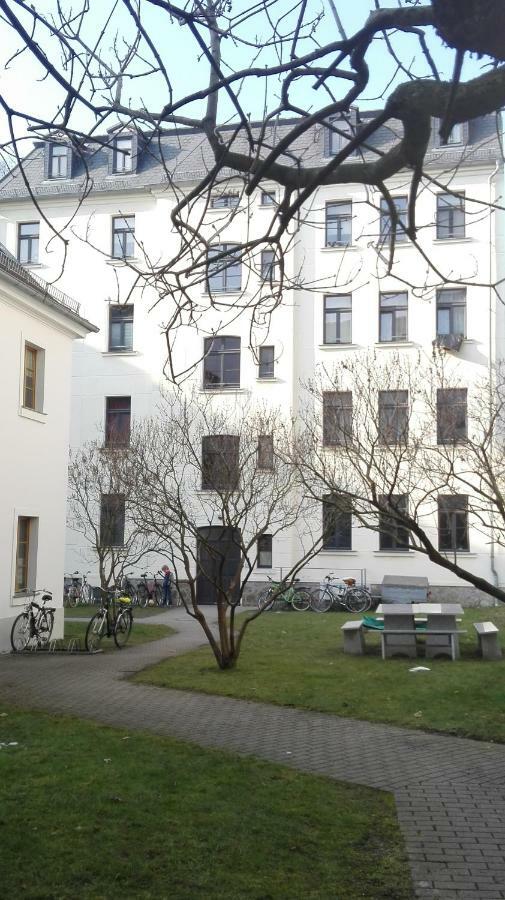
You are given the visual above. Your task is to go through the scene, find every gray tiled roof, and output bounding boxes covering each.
[0,112,500,202]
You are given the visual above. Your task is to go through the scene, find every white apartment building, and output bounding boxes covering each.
[0,112,503,604]
[0,246,96,651]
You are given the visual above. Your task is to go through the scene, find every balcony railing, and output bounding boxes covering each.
[0,245,81,316]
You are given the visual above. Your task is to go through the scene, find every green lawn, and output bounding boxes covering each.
[64,604,169,619]
[135,606,505,743]
[0,706,412,900]
[63,620,175,651]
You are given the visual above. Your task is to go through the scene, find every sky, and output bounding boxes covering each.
[0,0,491,157]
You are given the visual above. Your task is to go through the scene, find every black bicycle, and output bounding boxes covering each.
[85,589,133,652]
[11,590,56,651]
[120,572,139,606]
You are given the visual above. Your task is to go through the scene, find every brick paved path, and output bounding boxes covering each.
[1,608,505,900]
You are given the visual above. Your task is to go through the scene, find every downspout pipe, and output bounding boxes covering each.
[488,159,500,596]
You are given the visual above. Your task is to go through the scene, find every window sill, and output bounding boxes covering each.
[207,206,240,213]
[198,387,249,395]
[319,550,357,555]
[106,258,141,267]
[373,551,415,556]
[256,377,280,383]
[106,173,137,179]
[318,343,358,351]
[19,406,46,424]
[21,262,44,270]
[433,237,471,245]
[321,245,358,253]
[374,341,416,349]
[102,350,140,357]
[440,551,476,558]
[202,291,243,297]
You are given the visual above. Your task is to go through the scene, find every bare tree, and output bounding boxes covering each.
[0,2,503,378]
[67,442,158,592]
[122,390,323,669]
[294,351,505,604]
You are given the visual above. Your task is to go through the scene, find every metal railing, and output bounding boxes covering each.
[0,246,81,316]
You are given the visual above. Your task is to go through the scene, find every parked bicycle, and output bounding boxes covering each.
[64,571,94,607]
[310,575,372,613]
[137,572,162,608]
[11,590,56,651]
[120,572,138,606]
[85,589,133,652]
[257,576,311,612]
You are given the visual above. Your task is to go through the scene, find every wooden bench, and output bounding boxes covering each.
[381,629,467,661]
[341,620,365,655]
[474,622,502,661]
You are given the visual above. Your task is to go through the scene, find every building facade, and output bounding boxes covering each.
[0,247,96,651]
[0,112,503,603]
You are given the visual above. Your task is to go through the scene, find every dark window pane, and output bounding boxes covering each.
[258,346,275,378]
[438,495,469,551]
[323,392,352,446]
[258,435,274,470]
[211,194,239,208]
[201,435,240,491]
[322,494,352,550]
[437,388,467,443]
[379,197,408,244]
[207,244,242,293]
[378,390,408,444]
[436,289,466,338]
[323,295,352,344]
[437,193,465,239]
[379,495,410,550]
[109,305,134,351]
[379,292,408,342]
[257,534,272,567]
[203,336,241,389]
[112,215,135,258]
[100,494,125,547]
[50,145,68,178]
[260,250,276,281]
[261,191,275,206]
[325,202,352,247]
[18,222,39,264]
[105,396,131,447]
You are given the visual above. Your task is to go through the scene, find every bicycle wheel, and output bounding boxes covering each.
[114,610,133,648]
[86,613,106,652]
[154,584,163,606]
[310,588,332,613]
[38,610,54,646]
[136,584,149,608]
[10,613,31,652]
[67,589,78,609]
[291,588,311,612]
[81,583,93,604]
[257,588,274,611]
[346,588,370,613]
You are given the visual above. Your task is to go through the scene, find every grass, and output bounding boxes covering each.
[64,604,170,619]
[63,620,175,651]
[135,606,505,743]
[0,706,412,900]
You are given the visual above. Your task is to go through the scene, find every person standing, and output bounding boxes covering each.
[161,564,172,607]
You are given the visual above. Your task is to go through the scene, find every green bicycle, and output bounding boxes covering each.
[256,576,311,612]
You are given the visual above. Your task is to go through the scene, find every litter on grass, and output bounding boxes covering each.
[409,666,431,673]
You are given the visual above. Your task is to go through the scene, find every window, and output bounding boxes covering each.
[203,336,240,389]
[378,390,408,444]
[323,294,352,344]
[257,534,273,568]
[437,388,467,444]
[100,495,126,547]
[15,516,35,592]
[207,243,242,293]
[210,193,239,209]
[105,397,131,447]
[260,249,277,281]
[323,391,352,447]
[434,120,465,147]
[49,145,69,179]
[108,305,134,352]
[112,215,135,258]
[18,222,39,264]
[436,289,466,339]
[201,435,240,491]
[113,137,132,173]
[438,495,469,552]
[379,495,410,551]
[379,292,408,342]
[327,111,358,157]
[260,190,276,206]
[258,346,275,379]
[325,202,352,247]
[322,495,352,551]
[379,196,408,244]
[23,344,39,410]
[436,193,465,239]
[258,435,274,470]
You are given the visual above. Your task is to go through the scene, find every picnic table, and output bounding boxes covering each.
[375,603,465,661]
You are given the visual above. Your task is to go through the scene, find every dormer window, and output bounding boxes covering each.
[326,109,359,157]
[434,119,468,148]
[113,137,133,174]
[49,145,69,179]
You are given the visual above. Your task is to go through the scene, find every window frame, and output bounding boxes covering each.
[210,193,239,209]
[203,336,241,390]
[260,190,276,206]
[322,494,352,551]
[113,137,133,174]
[111,215,135,259]
[100,494,126,548]
[379,292,408,343]
[327,111,358,157]
[323,294,352,345]
[257,534,273,568]
[108,304,134,352]
[436,192,465,240]
[23,344,38,410]
[325,201,352,247]
[436,288,466,339]
[15,516,32,593]
[437,388,468,444]
[201,434,240,491]
[257,434,274,470]
[379,196,408,245]
[17,221,39,265]
[105,396,132,447]
[206,243,242,294]
[49,144,69,179]
[260,249,277,282]
[322,391,353,447]
[438,495,469,552]
[258,345,275,379]
[378,495,410,551]
[378,390,409,445]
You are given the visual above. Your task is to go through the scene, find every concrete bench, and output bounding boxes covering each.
[474,622,502,661]
[341,620,365,656]
[381,629,467,661]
